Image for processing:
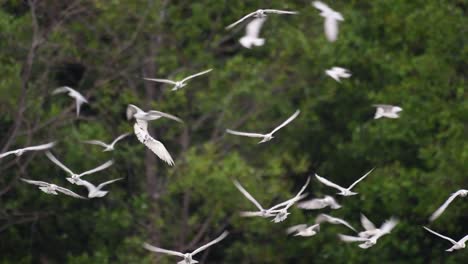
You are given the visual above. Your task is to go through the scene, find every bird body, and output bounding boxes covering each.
[76,178,123,198]
[143,69,212,91]
[339,217,398,249]
[52,86,88,116]
[83,133,130,152]
[269,177,310,223]
[239,17,266,49]
[226,9,298,29]
[424,226,468,252]
[325,67,351,82]
[373,104,402,119]
[287,224,320,237]
[313,1,344,42]
[226,110,300,144]
[20,178,86,199]
[0,142,56,159]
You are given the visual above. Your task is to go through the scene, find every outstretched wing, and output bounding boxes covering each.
[79,160,114,177]
[143,78,177,85]
[23,142,57,151]
[56,186,87,199]
[110,133,131,146]
[97,178,124,189]
[286,224,307,235]
[226,11,257,29]
[134,123,174,166]
[360,213,376,231]
[429,190,464,222]
[225,129,265,138]
[264,9,299,15]
[45,151,74,175]
[233,180,264,211]
[423,226,457,244]
[312,1,332,13]
[380,217,398,234]
[348,168,374,190]
[270,110,300,134]
[181,69,213,83]
[337,218,357,232]
[83,140,109,148]
[192,231,229,255]
[52,86,72,95]
[143,243,185,257]
[0,150,16,159]
[20,178,50,187]
[315,174,345,192]
[147,110,184,123]
[338,234,369,243]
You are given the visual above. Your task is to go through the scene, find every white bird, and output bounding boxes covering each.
[83,133,130,152]
[45,151,113,185]
[143,69,212,91]
[20,178,86,199]
[339,217,398,249]
[297,195,341,210]
[226,9,298,30]
[126,104,183,166]
[312,1,344,42]
[52,86,88,116]
[239,17,266,49]
[358,214,398,238]
[286,224,320,237]
[429,189,468,222]
[373,104,403,119]
[423,226,468,252]
[233,180,277,218]
[315,213,357,232]
[143,231,228,264]
[226,110,300,144]
[0,142,56,159]
[268,176,310,223]
[76,178,124,198]
[315,168,374,196]
[325,67,351,82]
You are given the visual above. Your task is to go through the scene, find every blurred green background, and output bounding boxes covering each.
[0,0,467,263]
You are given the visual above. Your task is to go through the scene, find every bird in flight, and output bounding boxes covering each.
[83,133,130,152]
[126,104,183,166]
[373,104,403,119]
[143,231,229,264]
[45,151,113,184]
[312,1,344,42]
[0,142,56,159]
[239,17,266,49]
[233,180,278,218]
[339,217,398,249]
[423,226,468,252]
[315,168,374,196]
[226,9,298,30]
[286,224,320,237]
[429,189,467,222]
[226,110,300,144]
[52,86,88,116]
[315,213,357,232]
[20,178,86,199]
[297,195,341,210]
[76,178,124,198]
[143,69,212,91]
[325,67,351,82]
[268,176,310,223]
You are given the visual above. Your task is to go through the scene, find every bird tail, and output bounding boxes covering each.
[374,108,384,119]
[239,37,265,49]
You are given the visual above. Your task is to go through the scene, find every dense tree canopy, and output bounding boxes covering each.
[0,0,466,263]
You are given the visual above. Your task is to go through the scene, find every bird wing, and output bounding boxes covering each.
[297,198,326,210]
[286,224,308,234]
[79,160,114,177]
[143,78,177,85]
[45,151,74,175]
[110,133,131,146]
[429,190,463,222]
[270,110,300,134]
[233,180,264,211]
[134,123,175,166]
[0,150,16,159]
[126,104,142,120]
[423,226,457,244]
[225,129,265,138]
[52,86,72,95]
[360,213,377,231]
[56,186,87,199]
[459,234,468,244]
[324,17,338,42]
[264,9,299,15]
[192,231,228,255]
[312,1,332,13]
[348,168,375,190]
[22,142,57,151]
[338,234,369,243]
[147,110,184,123]
[75,179,97,193]
[379,217,398,233]
[239,211,264,217]
[315,174,345,192]
[315,213,332,224]
[337,218,357,232]
[225,11,257,29]
[83,140,109,148]
[96,177,124,189]
[20,178,50,187]
[181,69,213,83]
[143,243,185,257]
[244,17,266,38]
[372,104,393,110]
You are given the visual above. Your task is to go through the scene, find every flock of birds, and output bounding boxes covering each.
[1,1,466,263]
